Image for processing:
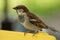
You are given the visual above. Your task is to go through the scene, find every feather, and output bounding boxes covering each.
[26,12,48,29]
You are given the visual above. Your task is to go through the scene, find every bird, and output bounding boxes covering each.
[13,5,59,36]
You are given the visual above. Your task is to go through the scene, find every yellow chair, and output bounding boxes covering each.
[0,30,56,40]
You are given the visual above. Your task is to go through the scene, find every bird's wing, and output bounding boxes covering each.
[27,12,48,29]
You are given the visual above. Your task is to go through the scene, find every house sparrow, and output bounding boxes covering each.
[13,5,59,36]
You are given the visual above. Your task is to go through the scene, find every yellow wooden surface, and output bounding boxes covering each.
[0,30,56,40]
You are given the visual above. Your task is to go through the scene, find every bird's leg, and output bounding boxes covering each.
[32,30,39,36]
[32,29,42,36]
[24,30,31,36]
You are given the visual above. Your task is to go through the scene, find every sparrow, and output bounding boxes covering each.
[13,5,59,36]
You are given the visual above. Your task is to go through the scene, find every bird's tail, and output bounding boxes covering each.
[48,27,57,32]
[48,26,60,35]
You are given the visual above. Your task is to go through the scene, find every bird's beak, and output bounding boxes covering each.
[13,7,16,10]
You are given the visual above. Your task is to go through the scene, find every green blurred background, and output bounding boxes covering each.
[0,0,60,40]
[8,0,60,19]
[0,0,60,19]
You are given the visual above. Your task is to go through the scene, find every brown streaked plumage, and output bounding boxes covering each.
[13,5,59,36]
[26,12,48,29]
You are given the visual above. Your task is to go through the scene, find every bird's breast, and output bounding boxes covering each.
[22,21,39,31]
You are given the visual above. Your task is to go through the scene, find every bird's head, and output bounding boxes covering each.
[13,5,29,23]
[13,5,29,16]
